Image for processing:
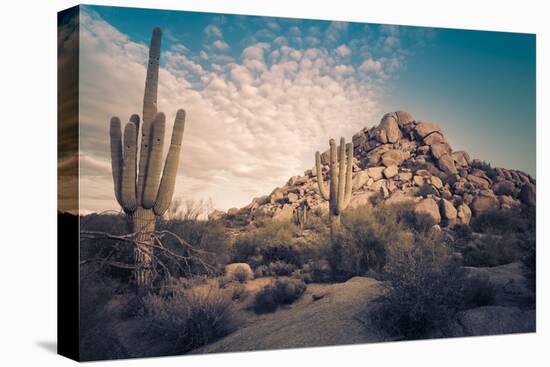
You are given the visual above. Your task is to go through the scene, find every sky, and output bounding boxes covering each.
[72,5,536,213]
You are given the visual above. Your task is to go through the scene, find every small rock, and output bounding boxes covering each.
[384,165,398,179]
[366,166,385,181]
[438,154,458,175]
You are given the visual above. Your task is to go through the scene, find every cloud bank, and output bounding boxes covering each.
[78,9,420,212]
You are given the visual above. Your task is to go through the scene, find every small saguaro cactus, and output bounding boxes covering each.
[294,202,309,230]
[315,138,353,236]
[109,27,187,290]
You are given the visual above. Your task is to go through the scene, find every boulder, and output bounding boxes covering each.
[398,171,413,182]
[227,207,239,216]
[287,192,299,203]
[467,175,491,189]
[413,175,425,187]
[383,165,398,179]
[381,150,406,167]
[377,113,402,143]
[437,154,458,175]
[224,263,254,282]
[270,188,285,204]
[430,176,443,189]
[519,183,536,207]
[348,192,377,209]
[452,151,471,167]
[352,170,370,190]
[492,180,516,196]
[440,199,458,225]
[208,209,226,221]
[366,166,385,181]
[320,149,331,165]
[414,198,441,224]
[457,203,472,224]
[272,204,294,222]
[414,122,441,139]
[423,132,449,146]
[394,110,414,127]
[456,306,535,336]
[430,142,452,160]
[471,196,499,216]
[352,131,367,148]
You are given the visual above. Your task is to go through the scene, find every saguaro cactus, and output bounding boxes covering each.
[315,138,353,236]
[109,27,187,290]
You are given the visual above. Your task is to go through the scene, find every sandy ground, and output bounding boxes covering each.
[193,276,387,354]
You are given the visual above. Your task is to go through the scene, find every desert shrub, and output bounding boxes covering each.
[329,204,415,278]
[471,208,531,235]
[232,221,304,266]
[143,282,237,354]
[232,265,251,283]
[463,276,496,307]
[417,182,436,197]
[521,234,536,294]
[453,223,473,241]
[301,259,333,283]
[369,241,472,339]
[79,268,133,361]
[462,235,523,267]
[158,218,230,277]
[267,261,297,276]
[253,278,307,314]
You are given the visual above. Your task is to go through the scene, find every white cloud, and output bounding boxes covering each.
[335,44,351,57]
[204,24,222,38]
[212,39,230,51]
[78,10,384,212]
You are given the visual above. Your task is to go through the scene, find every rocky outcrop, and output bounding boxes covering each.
[212,111,535,228]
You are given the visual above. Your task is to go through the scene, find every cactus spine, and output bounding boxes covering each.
[315,137,353,236]
[109,27,187,290]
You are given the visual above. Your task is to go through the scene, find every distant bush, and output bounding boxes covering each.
[471,208,532,235]
[462,235,523,267]
[253,278,307,314]
[463,276,496,307]
[232,221,304,267]
[143,281,237,354]
[453,223,473,241]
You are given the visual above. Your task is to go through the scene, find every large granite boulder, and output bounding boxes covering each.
[415,198,441,224]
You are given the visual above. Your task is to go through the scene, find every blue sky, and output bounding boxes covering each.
[77,5,536,212]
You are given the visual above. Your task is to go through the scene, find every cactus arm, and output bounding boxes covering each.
[343,143,353,209]
[336,137,346,214]
[329,139,339,216]
[315,151,330,200]
[120,114,139,213]
[142,113,166,208]
[137,27,162,206]
[109,117,123,207]
[143,27,161,126]
[154,109,186,216]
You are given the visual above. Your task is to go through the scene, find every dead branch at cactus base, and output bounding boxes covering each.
[80,229,217,281]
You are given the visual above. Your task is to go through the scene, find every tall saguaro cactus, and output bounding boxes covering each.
[109,27,187,290]
[315,138,353,236]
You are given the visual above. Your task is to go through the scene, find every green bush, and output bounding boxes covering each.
[253,278,307,314]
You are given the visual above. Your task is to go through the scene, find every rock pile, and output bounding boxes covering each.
[213,111,536,228]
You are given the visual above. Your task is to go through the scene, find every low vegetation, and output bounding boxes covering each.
[253,278,307,314]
